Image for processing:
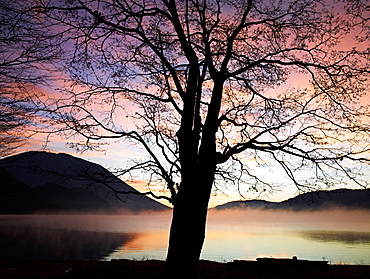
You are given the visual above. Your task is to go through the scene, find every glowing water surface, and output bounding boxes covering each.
[1,209,369,264]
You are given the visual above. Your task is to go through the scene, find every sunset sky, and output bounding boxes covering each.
[4,0,370,209]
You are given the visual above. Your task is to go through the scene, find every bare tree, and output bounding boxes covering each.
[22,0,370,277]
[0,0,60,156]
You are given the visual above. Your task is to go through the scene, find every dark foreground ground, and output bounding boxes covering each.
[1,259,370,279]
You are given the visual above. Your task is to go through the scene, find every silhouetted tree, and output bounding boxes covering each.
[21,0,370,277]
[0,0,60,156]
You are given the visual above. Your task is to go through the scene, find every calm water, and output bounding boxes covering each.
[1,209,369,264]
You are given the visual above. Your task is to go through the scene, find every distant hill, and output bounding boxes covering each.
[0,151,170,213]
[0,167,58,213]
[33,183,111,211]
[214,189,370,211]
[215,199,275,210]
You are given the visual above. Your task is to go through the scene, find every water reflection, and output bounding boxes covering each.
[201,230,370,264]
[0,224,135,260]
[106,231,169,261]
[1,210,369,264]
[299,231,370,245]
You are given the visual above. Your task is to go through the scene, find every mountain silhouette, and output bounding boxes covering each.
[215,189,370,211]
[0,151,169,213]
[0,167,58,213]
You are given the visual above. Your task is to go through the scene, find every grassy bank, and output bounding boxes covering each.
[1,259,370,279]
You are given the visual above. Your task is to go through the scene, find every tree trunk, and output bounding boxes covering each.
[164,76,220,277]
[164,191,210,278]
[163,159,216,278]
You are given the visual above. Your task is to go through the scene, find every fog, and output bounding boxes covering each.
[1,208,369,263]
[206,208,370,232]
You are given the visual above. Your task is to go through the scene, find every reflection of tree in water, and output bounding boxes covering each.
[0,224,136,260]
[300,231,370,245]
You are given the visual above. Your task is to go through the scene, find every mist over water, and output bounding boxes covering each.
[202,209,370,264]
[1,208,369,264]
[207,208,370,232]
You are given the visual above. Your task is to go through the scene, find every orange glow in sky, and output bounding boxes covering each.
[9,0,370,208]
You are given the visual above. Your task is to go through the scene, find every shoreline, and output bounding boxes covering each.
[1,259,370,279]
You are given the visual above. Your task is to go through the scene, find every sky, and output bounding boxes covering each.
[14,72,368,209]
[6,0,370,208]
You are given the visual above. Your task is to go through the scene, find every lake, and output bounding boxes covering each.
[1,209,369,264]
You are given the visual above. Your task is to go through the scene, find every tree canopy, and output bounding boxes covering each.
[0,0,60,156]
[30,0,370,195]
[3,0,370,277]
